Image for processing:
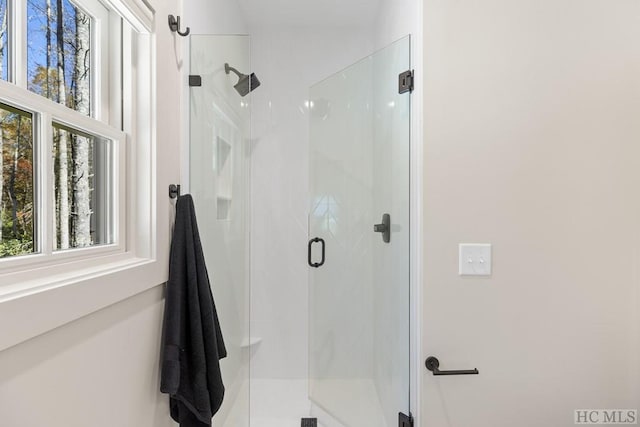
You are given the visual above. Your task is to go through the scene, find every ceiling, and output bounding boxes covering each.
[237,0,383,28]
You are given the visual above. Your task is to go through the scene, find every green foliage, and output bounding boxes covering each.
[0,238,33,258]
[1,108,35,257]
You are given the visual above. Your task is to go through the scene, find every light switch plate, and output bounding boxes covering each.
[459,243,492,276]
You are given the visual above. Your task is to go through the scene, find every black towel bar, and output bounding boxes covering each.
[425,356,479,376]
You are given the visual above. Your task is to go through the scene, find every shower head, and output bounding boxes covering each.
[225,63,261,97]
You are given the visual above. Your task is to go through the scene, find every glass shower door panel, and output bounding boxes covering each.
[309,36,411,427]
[190,35,251,427]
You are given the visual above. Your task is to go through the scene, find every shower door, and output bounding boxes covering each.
[308,36,411,427]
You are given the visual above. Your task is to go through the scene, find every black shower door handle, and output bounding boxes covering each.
[425,356,479,376]
[308,237,325,268]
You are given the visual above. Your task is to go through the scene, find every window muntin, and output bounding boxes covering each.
[0,103,35,258]
[27,0,92,116]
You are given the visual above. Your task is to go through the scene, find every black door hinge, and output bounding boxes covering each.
[399,70,414,94]
[189,75,202,87]
[399,412,414,427]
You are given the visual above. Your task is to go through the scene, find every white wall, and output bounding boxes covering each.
[184,0,248,35]
[422,0,640,425]
[374,0,419,50]
[0,287,174,427]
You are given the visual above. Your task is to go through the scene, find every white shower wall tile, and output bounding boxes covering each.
[250,25,375,382]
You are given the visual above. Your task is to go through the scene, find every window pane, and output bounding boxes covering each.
[0,0,7,81]
[1,104,35,258]
[28,0,92,115]
[53,123,113,250]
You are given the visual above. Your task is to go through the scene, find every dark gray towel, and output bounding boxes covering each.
[161,194,227,427]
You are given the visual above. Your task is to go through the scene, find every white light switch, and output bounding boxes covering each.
[459,243,492,276]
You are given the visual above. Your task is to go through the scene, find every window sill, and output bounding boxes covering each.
[0,255,168,352]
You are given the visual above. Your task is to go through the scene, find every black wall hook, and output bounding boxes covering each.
[168,15,190,37]
[169,184,181,199]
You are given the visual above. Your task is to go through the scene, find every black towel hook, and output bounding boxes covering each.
[168,15,190,37]
[169,184,181,199]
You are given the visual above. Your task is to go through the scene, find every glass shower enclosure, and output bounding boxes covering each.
[189,35,252,427]
[189,33,411,427]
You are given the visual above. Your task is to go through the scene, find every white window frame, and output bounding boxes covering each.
[0,0,126,271]
[0,0,162,352]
